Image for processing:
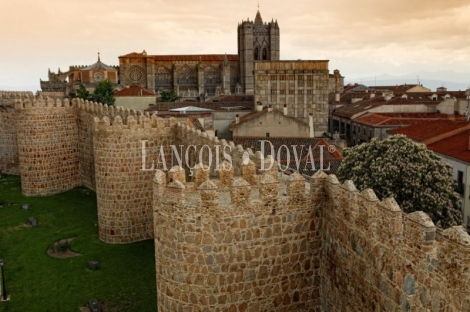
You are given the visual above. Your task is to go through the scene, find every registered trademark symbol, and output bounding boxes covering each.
[328,145,336,153]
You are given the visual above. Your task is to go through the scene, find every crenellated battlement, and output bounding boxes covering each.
[14,96,73,110]
[4,88,470,310]
[313,173,470,311]
[93,113,174,133]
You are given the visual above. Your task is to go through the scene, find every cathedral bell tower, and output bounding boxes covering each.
[238,10,280,95]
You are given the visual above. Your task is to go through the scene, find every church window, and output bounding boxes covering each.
[128,66,145,84]
[230,66,238,93]
[262,47,267,60]
[204,66,220,85]
[254,48,259,61]
[204,66,220,95]
[155,66,172,91]
[176,66,197,85]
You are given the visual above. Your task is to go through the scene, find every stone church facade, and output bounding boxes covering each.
[118,10,280,99]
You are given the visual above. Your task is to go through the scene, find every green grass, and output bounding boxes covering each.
[0,175,157,312]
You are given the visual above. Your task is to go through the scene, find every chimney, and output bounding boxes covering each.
[256,101,263,112]
[334,69,341,102]
[235,114,240,124]
[268,105,273,112]
[309,113,314,138]
[283,104,288,115]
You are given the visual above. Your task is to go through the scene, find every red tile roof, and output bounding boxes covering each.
[228,108,309,131]
[333,96,387,118]
[428,130,470,163]
[387,120,470,145]
[233,137,342,175]
[119,53,239,62]
[354,113,466,126]
[115,85,155,96]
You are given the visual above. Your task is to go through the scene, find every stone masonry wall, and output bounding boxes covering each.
[153,169,322,312]
[0,92,32,175]
[15,97,80,196]
[93,112,176,243]
[0,106,19,175]
[314,173,470,312]
[76,99,124,191]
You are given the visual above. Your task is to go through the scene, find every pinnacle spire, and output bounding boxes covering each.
[254,7,263,25]
[98,51,101,62]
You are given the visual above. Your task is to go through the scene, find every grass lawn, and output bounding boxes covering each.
[0,175,157,312]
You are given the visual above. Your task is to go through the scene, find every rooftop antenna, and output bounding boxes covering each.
[417,75,420,86]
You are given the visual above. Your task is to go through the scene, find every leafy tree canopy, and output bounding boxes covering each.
[91,79,115,106]
[157,89,180,102]
[337,135,462,228]
[75,80,115,106]
[75,84,91,101]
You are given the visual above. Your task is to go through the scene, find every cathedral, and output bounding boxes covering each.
[41,9,343,132]
[118,10,280,98]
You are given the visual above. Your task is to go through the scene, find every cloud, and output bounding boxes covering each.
[1,0,470,89]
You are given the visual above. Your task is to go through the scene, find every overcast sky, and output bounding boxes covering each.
[1,0,470,90]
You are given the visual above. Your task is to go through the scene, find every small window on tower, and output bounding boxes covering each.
[266,132,270,137]
[262,48,267,60]
[254,48,259,61]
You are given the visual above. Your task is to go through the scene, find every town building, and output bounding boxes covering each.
[114,85,156,110]
[330,85,469,146]
[40,53,119,97]
[388,120,470,229]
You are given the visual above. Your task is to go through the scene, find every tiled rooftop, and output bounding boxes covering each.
[233,137,342,175]
[354,113,466,126]
[387,120,470,144]
[120,52,239,62]
[228,108,309,131]
[115,85,155,96]
[428,130,470,163]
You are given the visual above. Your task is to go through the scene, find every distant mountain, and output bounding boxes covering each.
[346,70,470,92]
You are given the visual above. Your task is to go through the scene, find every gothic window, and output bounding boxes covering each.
[155,66,172,91]
[262,47,267,60]
[128,66,145,84]
[254,47,259,61]
[230,66,239,93]
[176,66,197,85]
[204,66,220,85]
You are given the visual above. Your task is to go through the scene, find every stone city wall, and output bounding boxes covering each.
[0,106,19,175]
[0,91,33,174]
[153,167,322,312]
[93,112,176,243]
[315,173,470,312]
[15,97,80,196]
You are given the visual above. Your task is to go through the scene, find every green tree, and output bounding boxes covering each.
[157,89,180,102]
[75,84,91,101]
[91,79,115,106]
[337,135,462,228]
